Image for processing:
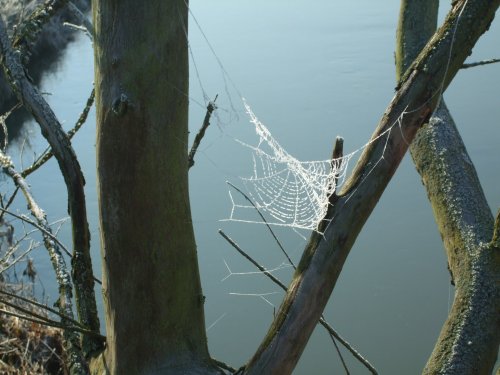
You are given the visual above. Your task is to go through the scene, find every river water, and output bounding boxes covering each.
[6,1,499,374]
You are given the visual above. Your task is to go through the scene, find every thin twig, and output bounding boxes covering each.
[0,186,19,223]
[22,88,95,178]
[491,209,500,247]
[0,103,22,151]
[328,328,350,375]
[218,230,378,374]
[0,308,105,340]
[0,208,71,259]
[212,358,237,374]
[0,242,36,275]
[0,149,92,371]
[67,1,94,39]
[0,289,87,330]
[188,95,218,168]
[328,136,344,204]
[0,16,100,356]
[11,0,70,63]
[226,182,295,269]
[462,58,500,69]
[219,230,287,290]
[0,208,102,286]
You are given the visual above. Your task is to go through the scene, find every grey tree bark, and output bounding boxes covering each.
[91,1,220,374]
[396,1,500,374]
[243,1,500,373]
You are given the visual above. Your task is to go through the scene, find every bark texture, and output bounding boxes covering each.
[92,1,219,374]
[413,107,500,375]
[397,2,500,373]
[244,1,500,373]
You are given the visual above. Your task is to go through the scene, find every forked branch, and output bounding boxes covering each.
[0,150,89,374]
[398,1,500,373]
[244,1,500,373]
[0,17,100,357]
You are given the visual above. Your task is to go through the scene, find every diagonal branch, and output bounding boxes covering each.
[219,230,378,374]
[0,150,89,374]
[12,0,70,61]
[397,1,500,373]
[462,58,500,69]
[188,95,218,169]
[243,1,500,373]
[21,88,95,177]
[0,17,101,357]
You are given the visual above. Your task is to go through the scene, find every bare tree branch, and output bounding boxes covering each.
[66,1,93,39]
[0,207,102,286]
[243,1,500,373]
[226,182,294,268]
[219,230,378,375]
[462,58,500,69]
[188,95,217,169]
[397,1,500,373]
[0,308,104,339]
[492,209,500,247]
[0,150,89,374]
[412,104,500,375]
[21,88,95,178]
[0,17,100,357]
[12,0,70,61]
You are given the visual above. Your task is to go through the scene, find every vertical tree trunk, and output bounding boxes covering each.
[243,1,500,373]
[92,2,218,373]
[396,1,500,374]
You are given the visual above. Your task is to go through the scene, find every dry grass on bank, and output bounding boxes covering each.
[0,283,66,375]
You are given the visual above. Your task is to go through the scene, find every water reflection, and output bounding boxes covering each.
[1,1,499,374]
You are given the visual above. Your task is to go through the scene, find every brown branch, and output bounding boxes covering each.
[226,182,295,269]
[212,358,237,374]
[491,209,500,247]
[0,308,105,340]
[0,151,89,374]
[0,289,85,329]
[218,230,378,375]
[244,1,500,373]
[0,208,102,286]
[188,95,218,169]
[462,58,500,69]
[66,1,94,39]
[0,18,101,358]
[0,186,19,223]
[398,2,500,374]
[21,88,95,178]
[12,0,70,62]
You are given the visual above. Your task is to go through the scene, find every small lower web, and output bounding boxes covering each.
[225,100,353,233]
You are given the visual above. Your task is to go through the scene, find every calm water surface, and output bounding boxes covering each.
[7,1,499,374]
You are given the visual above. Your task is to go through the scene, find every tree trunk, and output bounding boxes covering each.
[92,2,219,373]
[243,1,500,373]
[396,1,500,373]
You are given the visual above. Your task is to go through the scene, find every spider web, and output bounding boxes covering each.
[226,101,354,232]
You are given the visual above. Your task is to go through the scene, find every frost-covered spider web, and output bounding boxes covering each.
[226,101,355,233]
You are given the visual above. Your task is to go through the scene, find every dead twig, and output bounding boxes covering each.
[21,88,95,178]
[0,17,101,357]
[188,95,218,168]
[462,58,500,69]
[218,230,378,375]
[0,149,89,373]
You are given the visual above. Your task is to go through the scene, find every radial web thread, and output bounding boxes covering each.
[226,101,354,233]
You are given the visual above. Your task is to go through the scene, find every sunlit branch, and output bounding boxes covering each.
[219,230,378,374]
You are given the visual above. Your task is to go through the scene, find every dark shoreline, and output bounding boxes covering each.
[0,0,90,142]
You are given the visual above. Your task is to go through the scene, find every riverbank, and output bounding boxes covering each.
[0,282,65,374]
[0,0,90,141]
